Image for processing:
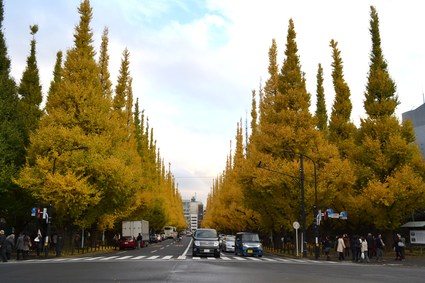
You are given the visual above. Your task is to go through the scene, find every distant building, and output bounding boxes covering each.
[402,103,425,157]
[182,196,204,231]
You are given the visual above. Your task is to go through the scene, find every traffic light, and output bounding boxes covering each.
[36,208,41,219]
[323,210,327,220]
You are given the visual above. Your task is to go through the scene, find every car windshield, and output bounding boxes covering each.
[242,234,260,242]
[225,236,235,241]
[121,236,133,241]
[195,230,217,238]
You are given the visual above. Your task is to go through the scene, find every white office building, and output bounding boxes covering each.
[182,196,204,231]
[402,102,425,157]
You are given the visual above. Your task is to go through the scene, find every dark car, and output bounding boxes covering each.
[149,233,157,243]
[234,232,263,257]
[192,228,220,258]
[119,236,137,250]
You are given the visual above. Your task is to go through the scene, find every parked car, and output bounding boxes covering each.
[119,236,137,250]
[221,235,235,252]
[160,233,165,240]
[149,233,158,243]
[234,232,263,257]
[192,228,220,258]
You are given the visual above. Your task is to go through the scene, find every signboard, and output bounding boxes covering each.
[410,230,425,244]
[328,213,340,219]
[293,221,300,230]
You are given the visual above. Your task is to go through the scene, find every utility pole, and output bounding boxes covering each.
[299,153,307,258]
[44,204,52,258]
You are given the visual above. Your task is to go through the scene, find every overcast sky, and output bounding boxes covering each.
[4,0,425,206]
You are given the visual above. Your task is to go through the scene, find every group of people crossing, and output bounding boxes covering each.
[323,233,405,262]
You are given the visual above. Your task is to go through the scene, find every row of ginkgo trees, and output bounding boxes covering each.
[0,0,186,244]
[203,6,425,247]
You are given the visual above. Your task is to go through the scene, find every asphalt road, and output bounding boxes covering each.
[1,236,425,283]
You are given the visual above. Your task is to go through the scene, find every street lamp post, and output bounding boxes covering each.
[299,154,307,258]
[299,153,319,260]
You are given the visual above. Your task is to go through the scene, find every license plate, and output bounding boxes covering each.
[247,250,253,253]
[124,242,128,244]
[204,249,210,253]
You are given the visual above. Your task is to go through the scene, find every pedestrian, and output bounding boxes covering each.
[350,235,357,262]
[5,233,15,260]
[337,235,345,260]
[52,233,58,253]
[322,236,331,260]
[375,234,385,262]
[394,234,405,261]
[0,230,7,262]
[354,235,362,262]
[360,236,369,263]
[34,233,43,257]
[136,233,143,249]
[343,234,350,258]
[23,233,31,259]
[113,234,119,250]
[16,233,24,260]
[366,233,374,259]
[399,235,406,261]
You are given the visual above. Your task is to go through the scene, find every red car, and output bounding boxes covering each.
[119,236,136,250]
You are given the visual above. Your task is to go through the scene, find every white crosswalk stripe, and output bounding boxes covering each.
[99,256,118,260]
[117,256,133,260]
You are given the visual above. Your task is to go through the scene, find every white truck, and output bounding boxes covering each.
[122,220,149,247]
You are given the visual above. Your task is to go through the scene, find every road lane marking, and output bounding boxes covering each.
[99,256,119,260]
[180,238,193,258]
[133,256,146,259]
[233,257,247,261]
[263,258,277,262]
[163,255,173,260]
[221,257,231,260]
[116,256,133,260]
[69,258,85,261]
[150,250,157,253]
[147,256,160,260]
[177,255,186,260]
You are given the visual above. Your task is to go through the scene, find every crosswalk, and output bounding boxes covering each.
[16,255,353,265]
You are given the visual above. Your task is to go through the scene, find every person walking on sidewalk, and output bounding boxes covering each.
[360,236,370,263]
[5,233,15,260]
[337,235,345,260]
[16,233,24,260]
[0,230,7,262]
[343,234,351,258]
[322,236,331,261]
[375,234,385,262]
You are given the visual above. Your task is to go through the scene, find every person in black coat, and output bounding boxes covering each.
[0,230,7,262]
[5,234,15,260]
